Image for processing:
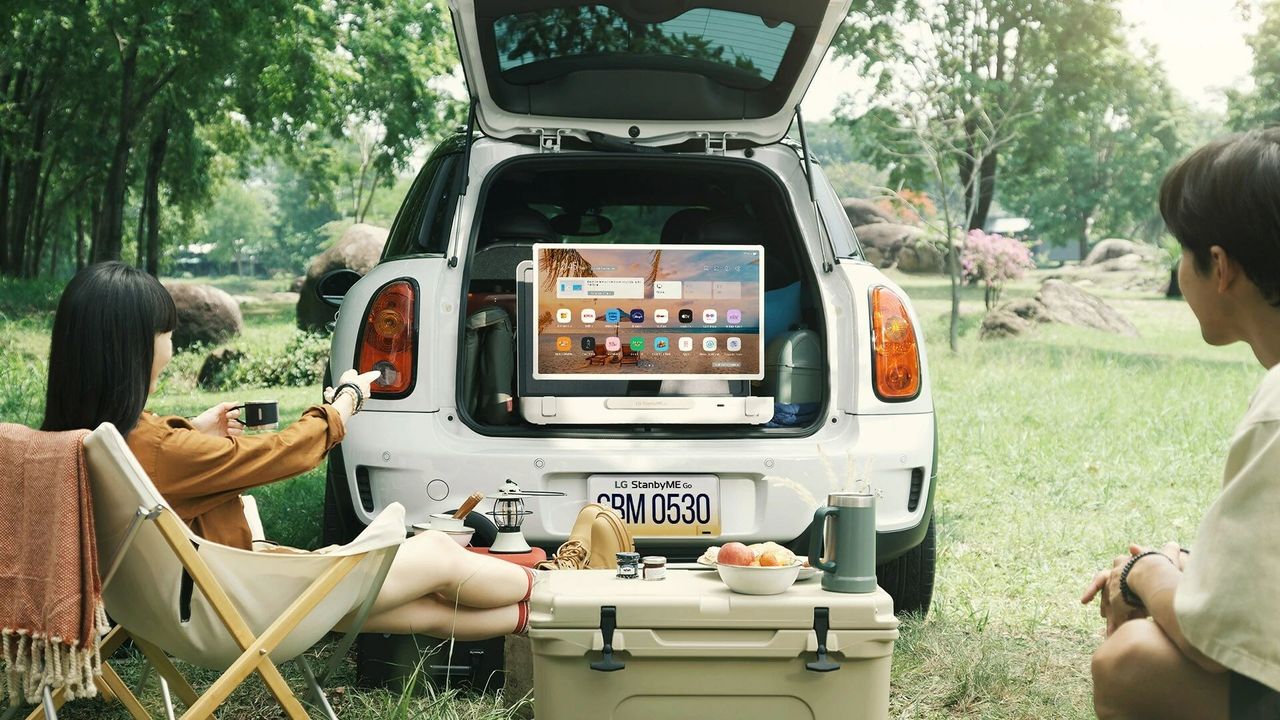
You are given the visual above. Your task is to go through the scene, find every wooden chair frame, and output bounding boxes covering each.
[14,505,397,720]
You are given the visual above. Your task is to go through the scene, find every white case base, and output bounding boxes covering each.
[520,395,775,425]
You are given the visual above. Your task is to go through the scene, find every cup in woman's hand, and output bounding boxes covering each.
[240,401,279,431]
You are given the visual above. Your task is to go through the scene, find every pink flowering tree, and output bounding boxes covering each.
[961,230,1035,309]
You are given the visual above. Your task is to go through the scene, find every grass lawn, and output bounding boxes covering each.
[0,269,1262,718]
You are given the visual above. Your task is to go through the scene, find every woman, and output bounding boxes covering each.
[42,262,535,639]
[1082,129,1280,719]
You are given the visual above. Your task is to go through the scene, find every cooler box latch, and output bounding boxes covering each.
[806,607,841,673]
[590,606,626,672]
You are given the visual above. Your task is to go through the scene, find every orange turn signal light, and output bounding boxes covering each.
[870,286,921,401]
[358,280,416,396]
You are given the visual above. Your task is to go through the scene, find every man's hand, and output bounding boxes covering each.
[1081,550,1149,636]
[190,401,243,438]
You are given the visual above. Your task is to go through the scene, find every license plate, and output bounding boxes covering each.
[587,474,720,537]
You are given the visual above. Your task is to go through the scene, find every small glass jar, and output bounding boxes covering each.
[642,556,667,581]
[616,552,641,579]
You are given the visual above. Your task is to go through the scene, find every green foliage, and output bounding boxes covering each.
[204,332,331,391]
[1228,0,1280,128]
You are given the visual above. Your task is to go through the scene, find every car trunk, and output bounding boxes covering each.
[456,153,831,439]
[448,0,852,146]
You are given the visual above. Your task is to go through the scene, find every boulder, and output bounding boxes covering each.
[1090,253,1145,273]
[1036,279,1139,337]
[197,347,245,390]
[1082,238,1158,266]
[853,222,926,263]
[896,240,946,274]
[296,223,388,331]
[163,282,243,350]
[1003,297,1051,323]
[842,198,897,227]
[980,309,1031,340]
[862,246,888,268]
[289,275,306,293]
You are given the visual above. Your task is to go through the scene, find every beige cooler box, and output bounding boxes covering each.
[527,569,898,720]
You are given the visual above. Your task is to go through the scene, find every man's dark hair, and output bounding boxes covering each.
[1159,127,1280,306]
[42,262,178,435]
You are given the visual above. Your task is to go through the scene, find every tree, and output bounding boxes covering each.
[834,0,1129,232]
[1228,0,1280,129]
[1000,46,1184,256]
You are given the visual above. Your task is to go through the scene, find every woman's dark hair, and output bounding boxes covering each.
[1159,127,1280,306]
[42,262,178,435]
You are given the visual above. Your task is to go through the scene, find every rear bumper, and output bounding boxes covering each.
[337,409,935,551]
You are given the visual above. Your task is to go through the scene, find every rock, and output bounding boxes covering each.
[1082,238,1157,266]
[1036,279,1139,337]
[853,223,927,271]
[842,198,897,227]
[896,240,946,274]
[296,223,388,331]
[1090,253,1145,273]
[1002,297,1051,323]
[197,347,245,390]
[163,282,244,350]
[980,309,1031,340]
[862,246,888,268]
[289,275,305,293]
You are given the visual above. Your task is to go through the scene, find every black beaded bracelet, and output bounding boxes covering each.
[1119,551,1174,608]
[334,382,365,414]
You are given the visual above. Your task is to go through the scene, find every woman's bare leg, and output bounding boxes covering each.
[1091,619,1228,720]
[340,594,521,640]
[368,531,532,615]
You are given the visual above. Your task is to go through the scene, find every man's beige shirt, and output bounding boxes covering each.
[1175,361,1280,691]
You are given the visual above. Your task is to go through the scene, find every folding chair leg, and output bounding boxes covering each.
[40,688,57,720]
[130,637,200,709]
[297,657,339,720]
[96,664,150,720]
[158,678,176,720]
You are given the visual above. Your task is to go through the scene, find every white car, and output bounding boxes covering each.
[319,0,937,616]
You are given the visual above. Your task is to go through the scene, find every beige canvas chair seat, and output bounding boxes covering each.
[19,422,406,720]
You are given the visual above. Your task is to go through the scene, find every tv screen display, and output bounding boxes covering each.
[532,244,764,380]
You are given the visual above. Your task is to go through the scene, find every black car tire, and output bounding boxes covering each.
[876,517,936,618]
[322,444,364,546]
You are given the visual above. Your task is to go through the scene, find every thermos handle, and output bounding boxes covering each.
[809,507,839,573]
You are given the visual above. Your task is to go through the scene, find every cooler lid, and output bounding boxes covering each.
[448,0,853,146]
[528,569,898,630]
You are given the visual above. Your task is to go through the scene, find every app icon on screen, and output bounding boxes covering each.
[630,309,645,323]
[556,308,572,324]
[678,309,694,323]
[702,337,717,352]
[581,309,596,323]
[582,337,596,351]
[702,309,717,324]
[678,337,694,352]
[605,336,621,352]
[630,336,644,351]
[654,337,670,352]
[727,336,742,352]
[605,308,622,323]
[654,309,669,324]
[726,309,742,325]
[556,336,572,351]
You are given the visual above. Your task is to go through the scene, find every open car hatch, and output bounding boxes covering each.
[448,0,852,146]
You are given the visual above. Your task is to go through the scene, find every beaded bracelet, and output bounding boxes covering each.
[1119,550,1174,608]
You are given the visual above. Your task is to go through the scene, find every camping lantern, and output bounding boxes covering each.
[487,480,564,554]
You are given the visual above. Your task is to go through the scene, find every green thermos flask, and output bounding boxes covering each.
[808,491,877,593]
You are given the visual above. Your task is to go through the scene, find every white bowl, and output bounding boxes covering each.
[715,562,801,595]
[428,513,467,532]
[411,524,475,546]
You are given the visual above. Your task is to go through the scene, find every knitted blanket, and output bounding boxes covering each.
[0,424,106,704]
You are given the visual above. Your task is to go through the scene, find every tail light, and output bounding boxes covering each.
[870,286,921,401]
[357,279,417,396]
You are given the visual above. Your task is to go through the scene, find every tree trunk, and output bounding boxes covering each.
[0,153,11,275]
[75,212,86,270]
[135,187,148,268]
[92,45,140,264]
[142,118,169,277]
[28,157,54,277]
[970,150,997,231]
[357,168,381,224]
[48,218,60,278]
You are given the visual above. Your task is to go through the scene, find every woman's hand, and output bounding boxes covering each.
[190,401,243,438]
[1081,550,1149,636]
[324,370,382,423]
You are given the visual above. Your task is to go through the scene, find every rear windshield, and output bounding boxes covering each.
[493,6,795,84]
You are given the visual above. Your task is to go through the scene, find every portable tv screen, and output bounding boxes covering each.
[532,244,765,381]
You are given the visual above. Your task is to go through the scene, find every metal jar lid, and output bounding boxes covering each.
[826,492,874,508]
[616,552,641,562]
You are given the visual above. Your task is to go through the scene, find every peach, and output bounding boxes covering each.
[717,542,754,567]
[758,551,787,567]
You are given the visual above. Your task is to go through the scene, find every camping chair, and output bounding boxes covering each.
[23,422,406,720]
